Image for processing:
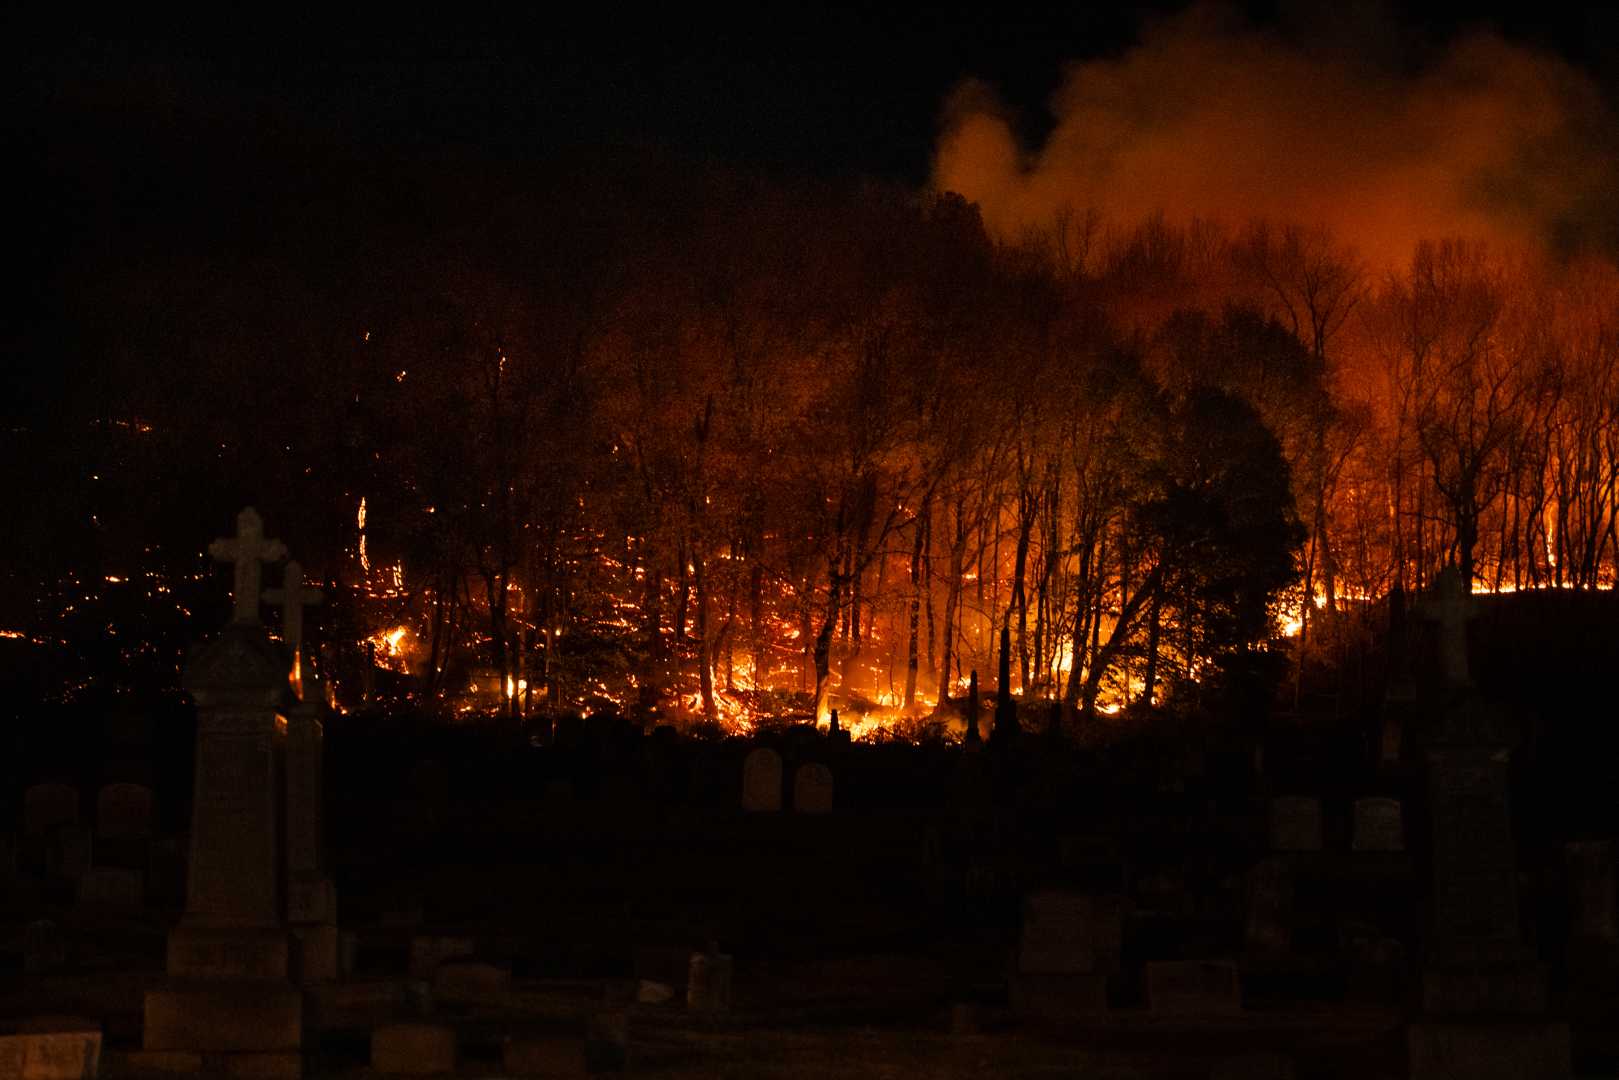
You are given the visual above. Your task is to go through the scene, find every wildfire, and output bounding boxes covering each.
[365,624,415,674]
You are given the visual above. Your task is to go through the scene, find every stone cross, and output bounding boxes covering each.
[1417,564,1474,689]
[209,508,287,625]
[264,560,323,690]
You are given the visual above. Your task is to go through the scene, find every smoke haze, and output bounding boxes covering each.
[932,6,1617,265]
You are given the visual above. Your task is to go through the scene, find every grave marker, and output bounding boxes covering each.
[793,763,833,814]
[1352,797,1404,853]
[1145,960,1242,1015]
[740,748,782,812]
[1269,796,1323,853]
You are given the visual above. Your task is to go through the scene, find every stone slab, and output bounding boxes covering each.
[502,1037,587,1076]
[142,985,301,1052]
[408,936,475,979]
[290,925,339,985]
[1407,1020,1570,1080]
[0,1020,102,1080]
[1145,960,1242,1015]
[1422,964,1547,1014]
[77,868,144,909]
[166,927,289,981]
[370,1025,454,1076]
[286,878,336,927]
[1018,891,1121,975]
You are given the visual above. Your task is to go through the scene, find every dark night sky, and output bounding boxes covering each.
[5,3,1617,417]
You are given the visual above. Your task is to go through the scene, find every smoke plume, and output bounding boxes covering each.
[933,6,1617,265]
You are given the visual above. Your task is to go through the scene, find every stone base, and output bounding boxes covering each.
[1407,1019,1570,1079]
[1422,963,1547,1014]
[371,1024,454,1075]
[1146,960,1243,1015]
[143,983,302,1053]
[167,926,289,981]
[0,1019,102,1080]
[285,877,336,926]
[124,1051,301,1078]
[1010,973,1109,1018]
[288,924,339,985]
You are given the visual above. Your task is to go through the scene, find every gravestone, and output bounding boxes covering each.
[687,948,733,1013]
[1269,796,1323,853]
[274,562,338,985]
[1407,566,1568,1078]
[96,782,155,869]
[24,784,78,835]
[963,670,981,748]
[1245,858,1293,954]
[740,748,782,812]
[1145,960,1242,1015]
[792,763,833,814]
[1352,797,1405,852]
[45,826,92,883]
[78,867,145,908]
[138,509,302,1075]
[1017,891,1120,974]
[409,935,476,979]
[1012,891,1120,1018]
[0,1017,102,1080]
[96,783,154,839]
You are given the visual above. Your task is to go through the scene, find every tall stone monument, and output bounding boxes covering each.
[140,508,303,1075]
[1406,565,1570,1079]
[266,560,338,982]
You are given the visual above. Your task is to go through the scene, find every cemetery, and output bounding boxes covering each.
[13,14,1619,1076]
[3,511,1615,1078]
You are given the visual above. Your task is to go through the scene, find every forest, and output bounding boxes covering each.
[10,157,1619,730]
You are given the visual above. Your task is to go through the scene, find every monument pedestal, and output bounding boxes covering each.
[141,613,302,1076]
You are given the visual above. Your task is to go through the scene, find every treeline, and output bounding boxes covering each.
[42,161,1619,721]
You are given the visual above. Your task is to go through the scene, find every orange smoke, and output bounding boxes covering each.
[933,7,1615,266]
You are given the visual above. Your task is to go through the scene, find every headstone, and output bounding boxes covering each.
[686,949,733,1013]
[963,670,981,748]
[0,1017,102,1080]
[1564,840,1618,944]
[46,826,93,883]
[1269,796,1323,853]
[1145,960,1242,1015]
[77,867,145,908]
[262,559,323,698]
[792,763,833,814]
[740,748,782,812]
[1245,858,1293,954]
[371,1024,455,1075]
[409,935,477,979]
[1407,565,1569,1077]
[1013,891,1119,1018]
[1352,797,1405,852]
[24,784,78,836]
[1017,891,1119,974]
[96,783,155,839]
